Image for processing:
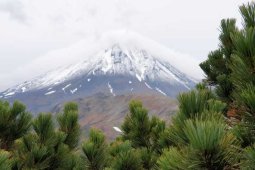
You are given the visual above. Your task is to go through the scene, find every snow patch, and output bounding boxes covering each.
[62,84,71,92]
[145,82,152,89]
[4,92,15,97]
[155,87,166,96]
[79,85,82,88]
[48,87,52,91]
[130,88,133,91]
[21,87,26,93]
[70,88,77,94]
[108,82,115,96]
[113,127,122,133]
[136,74,142,82]
[45,91,55,95]
[53,81,61,85]
[183,84,191,90]
[3,32,197,94]
[0,96,3,98]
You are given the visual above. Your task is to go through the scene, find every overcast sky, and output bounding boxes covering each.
[0,0,250,90]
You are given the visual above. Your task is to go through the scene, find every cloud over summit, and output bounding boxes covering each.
[0,0,250,90]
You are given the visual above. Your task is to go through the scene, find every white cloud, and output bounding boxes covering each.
[0,30,205,87]
[0,0,26,22]
[0,0,251,90]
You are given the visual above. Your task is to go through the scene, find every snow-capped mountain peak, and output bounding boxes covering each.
[2,42,195,96]
[0,32,199,114]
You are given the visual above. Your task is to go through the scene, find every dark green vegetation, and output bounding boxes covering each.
[1,2,255,169]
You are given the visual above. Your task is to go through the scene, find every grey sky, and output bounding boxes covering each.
[0,0,250,90]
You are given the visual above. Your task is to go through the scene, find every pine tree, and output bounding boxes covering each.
[201,1,255,167]
[109,140,142,170]
[82,129,108,170]
[0,150,12,170]
[200,19,237,102]
[241,144,255,169]
[158,89,239,169]
[15,110,82,169]
[57,102,80,149]
[122,100,152,148]
[0,101,32,150]
[227,4,255,167]
[15,113,63,169]
[121,100,166,169]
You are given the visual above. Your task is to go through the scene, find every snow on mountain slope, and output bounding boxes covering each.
[0,31,199,107]
[1,43,195,96]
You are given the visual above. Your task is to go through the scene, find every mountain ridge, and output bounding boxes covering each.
[1,43,196,96]
[0,32,198,115]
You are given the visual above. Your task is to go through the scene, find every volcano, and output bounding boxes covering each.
[0,31,198,114]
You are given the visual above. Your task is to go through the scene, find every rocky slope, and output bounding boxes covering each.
[52,92,178,140]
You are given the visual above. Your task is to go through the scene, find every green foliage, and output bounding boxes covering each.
[33,113,56,144]
[158,117,239,170]
[200,2,255,169]
[149,116,166,154]
[122,100,151,148]
[82,129,108,170]
[158,147,189,170]
[121,100,166,169]
[109,140,142,170]
[177,89,216,119]
[200,19,237,102]
[241,144,255,169]
[238,85,255,113]
[0,150,11,170]
[225,1,255,149]
[0,101,32,150]
[122,100,166,150]
[164,89,226,146]
[219,19,237,58]
[232,112,255,147]
[111,149,142,170]
[185,119,239,168]
[12,107,82,170]
[1,3,255,168]
[15,134,54,169]
[230,57,254,93]
[58,102,80,149]
[157,86,239,170]
[138,147,158,170]
[15,113,67,169]
[200,50,225,84]
[240,2,255,29]
[230,28,255,105]
[109,140,132,158]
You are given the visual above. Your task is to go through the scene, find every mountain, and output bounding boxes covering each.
[0,31,200,138]
[0,31,198,114]
[0,46,195,111]
[53,93,178,139]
